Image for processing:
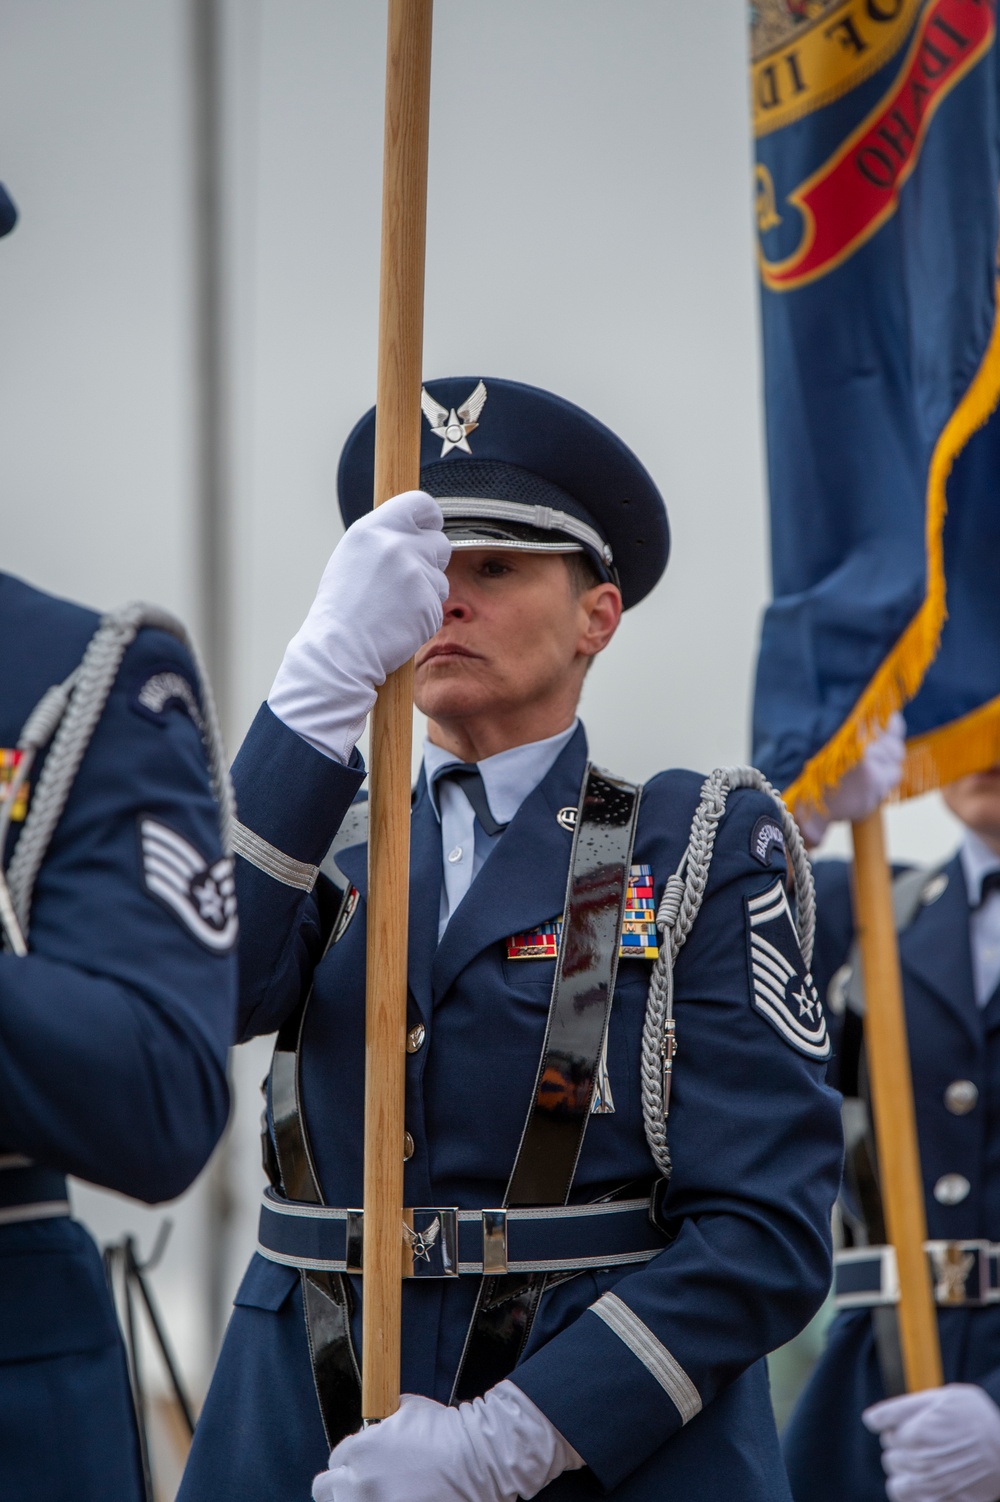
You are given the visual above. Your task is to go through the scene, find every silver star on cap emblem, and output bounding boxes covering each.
[421,381,488,457]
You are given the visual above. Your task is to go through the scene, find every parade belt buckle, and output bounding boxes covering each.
[482,1209,508,1275]
[402,1207,458,1278]
[925,1239,990,1306]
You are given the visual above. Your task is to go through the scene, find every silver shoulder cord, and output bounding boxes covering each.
[640,765,815,1180]
[0,602,234,956]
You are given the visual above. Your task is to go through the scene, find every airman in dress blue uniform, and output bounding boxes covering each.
[180,377,843,1502]
[0,184,238,1502]
[784,766,1000,1502]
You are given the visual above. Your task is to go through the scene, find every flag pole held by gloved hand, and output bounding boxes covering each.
[363,0,434,1424]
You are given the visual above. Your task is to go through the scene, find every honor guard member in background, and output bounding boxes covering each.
[784,744,1000,1502]
[0,184,238,1500]
[180,376,842,1502]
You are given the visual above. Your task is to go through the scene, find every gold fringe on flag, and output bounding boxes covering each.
[783,281,1000,818]
[897,694,1000,798]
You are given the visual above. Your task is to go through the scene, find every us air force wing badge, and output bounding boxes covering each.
[421,380,487,457]
[746,879,830,1060]
[140,817,238,952]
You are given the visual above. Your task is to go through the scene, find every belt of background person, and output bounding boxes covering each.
[257,1185,667,1277]
[0,1158,70,1224]
[834,1241,1000,1309]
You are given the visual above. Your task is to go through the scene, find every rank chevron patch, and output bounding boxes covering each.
[746,879,829,1060]
[140,817,238,953]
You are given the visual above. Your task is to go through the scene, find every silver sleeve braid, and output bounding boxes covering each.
[640,765,815,1179]
[1,602,233,948]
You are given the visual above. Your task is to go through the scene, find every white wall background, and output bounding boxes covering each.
[0,0,962,1456]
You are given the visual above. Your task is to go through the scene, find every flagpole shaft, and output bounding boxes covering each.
[851,807,943,1390]
[362,0,433,1423]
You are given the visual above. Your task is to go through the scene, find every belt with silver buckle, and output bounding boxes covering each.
[256,1187,667,1279]
[834,1241,1000,1309]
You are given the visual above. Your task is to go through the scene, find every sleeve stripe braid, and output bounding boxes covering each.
[590,1292,702,1424]
[231,818,319,892]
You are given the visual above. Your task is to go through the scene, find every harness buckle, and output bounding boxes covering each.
[482,1209,508,1275]
[402,1207,458,1278]
[925,1239,991,1306]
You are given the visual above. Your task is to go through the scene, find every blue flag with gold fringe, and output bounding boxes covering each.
[750,0,1000,812]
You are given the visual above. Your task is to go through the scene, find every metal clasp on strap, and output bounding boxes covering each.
[482,1209,508,1274]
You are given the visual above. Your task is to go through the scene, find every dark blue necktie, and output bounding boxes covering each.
[438,765,508,837]
[977,869,1000,907]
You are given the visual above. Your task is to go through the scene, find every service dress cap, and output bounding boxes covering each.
[337,376,670,609]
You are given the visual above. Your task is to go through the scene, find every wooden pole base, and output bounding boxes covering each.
[851,807,942,1391]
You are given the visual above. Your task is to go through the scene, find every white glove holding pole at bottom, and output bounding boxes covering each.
[311,1381,584,1502]
[268,490,451,764]
[798,711,907,847]
[863,1384,1000,1502]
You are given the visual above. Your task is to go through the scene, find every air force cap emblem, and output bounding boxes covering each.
[420,380,488,457]
[746,878,829,1060]
[140,817,238,952]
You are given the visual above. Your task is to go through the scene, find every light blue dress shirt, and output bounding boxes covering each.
[959,830,1000,1007]
[424,720,579,939]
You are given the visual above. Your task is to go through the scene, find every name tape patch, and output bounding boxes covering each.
[746,878,829,1060]
[140,817,237,952]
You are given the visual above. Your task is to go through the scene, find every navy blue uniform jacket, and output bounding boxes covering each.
[0,574,237,1502]
[784,856,1000,1502]
[182,708,842,1500]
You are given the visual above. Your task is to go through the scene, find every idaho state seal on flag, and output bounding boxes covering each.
[750,0,1000,810]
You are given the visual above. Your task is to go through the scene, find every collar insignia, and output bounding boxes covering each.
[421,380,488,457]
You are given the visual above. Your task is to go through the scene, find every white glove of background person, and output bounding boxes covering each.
[311,1381,584,1502]
[863,1384,1000,1502]
[268,490,451,763]
[798,711,907,846]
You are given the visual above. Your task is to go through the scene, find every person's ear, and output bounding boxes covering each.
[578,584,622,659]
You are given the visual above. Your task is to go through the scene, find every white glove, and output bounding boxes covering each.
[798,711,907,846]
[268,490,451,763]
[863,1383,1000,1502]
[311,1381,584,1502]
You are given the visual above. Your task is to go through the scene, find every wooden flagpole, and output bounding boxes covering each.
[851,808,943,1390]
[362,0,434,1423]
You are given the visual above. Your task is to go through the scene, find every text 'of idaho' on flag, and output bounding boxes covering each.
[749,0,1000,814]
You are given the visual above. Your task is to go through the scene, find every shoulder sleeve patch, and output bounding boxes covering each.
[746,878,830,1060]
[750,813,785,867]
[132,670,204,731]
[139,817,237,952]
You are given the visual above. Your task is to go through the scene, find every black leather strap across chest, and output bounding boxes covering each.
[264,762,642,1442]
[452,763,641,1402]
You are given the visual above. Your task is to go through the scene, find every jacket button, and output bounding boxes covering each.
[403,1131,415,1161]
[406,1024,426,1054]
[933,1173,971,1205]
[944,1080,979,1115]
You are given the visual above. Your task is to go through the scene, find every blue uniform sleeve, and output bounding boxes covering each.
[510,786,844,1490]
[230,705,366,1041]
[0,627,237,1203]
